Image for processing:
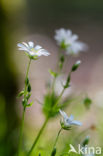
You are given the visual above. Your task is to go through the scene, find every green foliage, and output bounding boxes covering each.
[42,92,59,118]
[59,55,65,70]
[82,136,90,146]
[49,69,59,78]
[17,91,24,97]
[83,97,92,109]
[51,147,56,156]
[71,61,81,72]
[42,91,73,119]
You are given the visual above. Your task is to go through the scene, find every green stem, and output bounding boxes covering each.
[27,117,49,156]
[17,108,25,156]
[17,59,31,156]
[51,128,62,155]
[52,76,56,93]
[24,59,31,97]
[55,88,65,107]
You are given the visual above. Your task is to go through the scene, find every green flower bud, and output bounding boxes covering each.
[72,60,81,72]
[82,136,90,146]
[25,77,29,85]
[51,147,56,156]
[84,97,92,109]
[22,99,27,108]
[27,83,31,92]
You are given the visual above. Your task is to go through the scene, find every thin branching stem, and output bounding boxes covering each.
[17,59,31,156]
[27,117,49,156]
[51,128,62,156]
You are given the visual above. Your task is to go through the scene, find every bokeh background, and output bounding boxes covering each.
[0,0,103,155]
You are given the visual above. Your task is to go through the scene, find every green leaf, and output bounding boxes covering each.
[42,92,59,118]
[49,69,58,78]
[26,101,33,107]
[17,91,24,97]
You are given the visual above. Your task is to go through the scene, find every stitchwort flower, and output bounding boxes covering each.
[17,41,50,59]
[54,28,87,55]
[59,109,82,130]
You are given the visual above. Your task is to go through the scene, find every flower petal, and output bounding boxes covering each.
[59,110,68,119]
[71,120,82,126]
[28,41,34,48]
[39,50,50,56]
[35,45,42,50]
[69,114,74,121]
[22,42,29,48]
[17,43,26,49]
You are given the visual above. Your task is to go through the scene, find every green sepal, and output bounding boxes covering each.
[60,121,71,130]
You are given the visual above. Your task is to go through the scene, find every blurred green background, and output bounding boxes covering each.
[0,0,103,155]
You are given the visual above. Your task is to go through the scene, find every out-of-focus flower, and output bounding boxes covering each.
[59,109,82,130]
[54,28,87,55]
[17,41,50,59]
[83,153,94,156]
[82,146,95,156]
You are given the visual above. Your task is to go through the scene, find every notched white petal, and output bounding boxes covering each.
[28,41,34,48]
[71,120,82,126]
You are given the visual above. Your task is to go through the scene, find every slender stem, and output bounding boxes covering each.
[17,108,25,156]
[55,88,65,107]
[24,59,31,97]
[51,128,62,155]
[27,117,49,156]
[52,76,56,93]
[17,59,31,156]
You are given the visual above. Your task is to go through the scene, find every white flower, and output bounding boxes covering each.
[59,109,82,130]
[17,41,50,59]
[54,28,87,55]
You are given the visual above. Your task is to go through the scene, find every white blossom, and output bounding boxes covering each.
[59,109,82,130]
[54,28,87,55]
[17,41,50,59]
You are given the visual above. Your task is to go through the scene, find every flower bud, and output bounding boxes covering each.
[82,136,90,146]
[51,147,56,156]
[72,60,81,72]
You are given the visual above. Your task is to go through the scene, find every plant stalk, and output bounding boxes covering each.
[27,117,49,156]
